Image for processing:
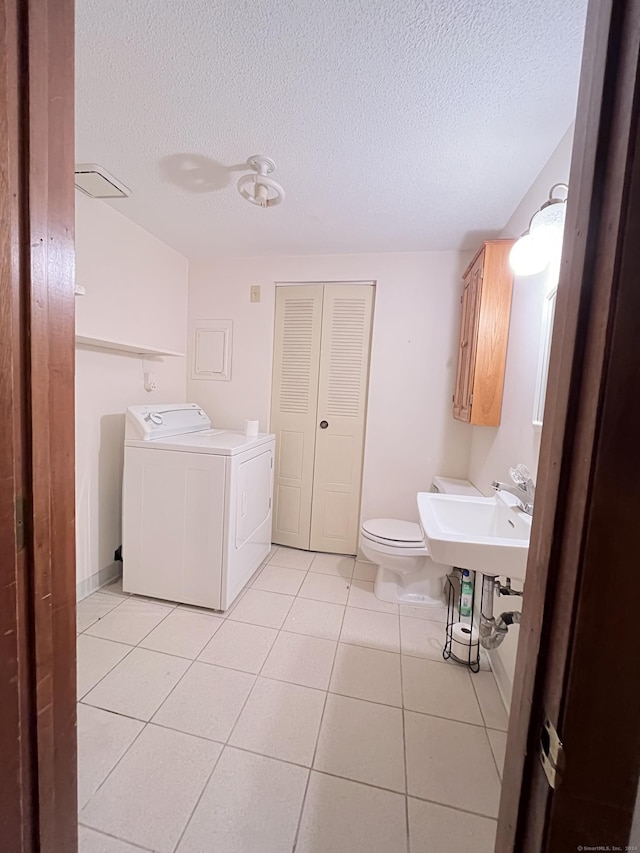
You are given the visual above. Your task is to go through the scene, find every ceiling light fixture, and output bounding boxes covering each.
[237,156,285,208]
[509,183,568,277]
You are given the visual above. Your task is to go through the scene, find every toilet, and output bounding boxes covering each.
[359,476,482,608]
[359,518,449,607]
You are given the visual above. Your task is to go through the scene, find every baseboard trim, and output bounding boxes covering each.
[355,551,374,563]
[76,562,121,602]
[488,648,512,715]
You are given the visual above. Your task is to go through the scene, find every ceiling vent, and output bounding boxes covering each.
[74,164,131,198]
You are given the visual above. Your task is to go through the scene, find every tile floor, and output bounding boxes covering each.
[77,547,508,853]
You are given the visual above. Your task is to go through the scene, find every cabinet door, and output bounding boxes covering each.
[470,241,514,426]
[463,257,483,418]
[310,285,374,555]
[453,280,472,420]
[454,253,483,421]
[270,285,324,549]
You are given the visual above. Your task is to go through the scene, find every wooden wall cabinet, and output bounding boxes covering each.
[453,239,515,426]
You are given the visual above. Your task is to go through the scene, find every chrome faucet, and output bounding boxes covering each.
[492,464,536,516]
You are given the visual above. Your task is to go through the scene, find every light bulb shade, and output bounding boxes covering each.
[529,200,566,256]
[509,234,549,276]
[237,174,285,207]
[254,182,269,204]
[509,184,568,277]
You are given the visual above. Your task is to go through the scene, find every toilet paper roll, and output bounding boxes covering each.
[245,419,259,437]
[450,621,479,663]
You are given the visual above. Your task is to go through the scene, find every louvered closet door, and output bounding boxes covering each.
[310,285,374,554]
[270,286,324,549]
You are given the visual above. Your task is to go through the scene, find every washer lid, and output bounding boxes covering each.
[361,518,424,544]
[125,430,275,456]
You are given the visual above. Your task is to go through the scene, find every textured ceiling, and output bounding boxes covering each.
[75,0,587,259]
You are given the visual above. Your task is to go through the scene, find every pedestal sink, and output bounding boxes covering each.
[417,492,531,580]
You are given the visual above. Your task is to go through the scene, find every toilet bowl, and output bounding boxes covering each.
[359,518,450,607]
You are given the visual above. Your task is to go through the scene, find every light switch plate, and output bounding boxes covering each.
[250,285,261,303]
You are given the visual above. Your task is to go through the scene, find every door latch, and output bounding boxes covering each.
[540,717,564,789]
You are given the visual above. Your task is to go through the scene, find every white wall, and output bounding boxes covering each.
[75,191,188,598]
[187,252,473,526]
[468,124,575,704]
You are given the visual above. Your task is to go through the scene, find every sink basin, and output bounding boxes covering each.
[417,492,531,580]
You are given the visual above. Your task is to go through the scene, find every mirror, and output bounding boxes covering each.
[533,286,557,428]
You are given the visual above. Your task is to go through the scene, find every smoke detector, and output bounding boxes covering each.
[74,164,131,198]
[237,156,285,208]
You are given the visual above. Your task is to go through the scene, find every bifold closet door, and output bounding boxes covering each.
[309,285,374,554]
[271,285,324,549]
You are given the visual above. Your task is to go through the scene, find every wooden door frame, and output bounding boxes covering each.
[3,0,640,848]
[0,0,76,850]
[1,2,34,847]
[498,0,640,848]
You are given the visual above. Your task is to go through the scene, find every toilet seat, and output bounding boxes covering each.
[361,518,425,549]
[359,495,462,608]
[359,516,446,606]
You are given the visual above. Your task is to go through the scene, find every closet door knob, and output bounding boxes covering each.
[319,420,329,429]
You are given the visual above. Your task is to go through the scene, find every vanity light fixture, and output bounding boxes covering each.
[508,233,549,277]
[237,155,285,208]
[509,183,568,276]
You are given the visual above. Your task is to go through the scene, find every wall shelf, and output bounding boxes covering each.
[75,335,184,357]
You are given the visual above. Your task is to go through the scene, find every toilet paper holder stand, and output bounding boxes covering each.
[443,569,486,673]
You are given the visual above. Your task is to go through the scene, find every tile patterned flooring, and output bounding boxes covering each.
[77,548,508,853]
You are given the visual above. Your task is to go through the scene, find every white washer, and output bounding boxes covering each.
[122,403,275,611]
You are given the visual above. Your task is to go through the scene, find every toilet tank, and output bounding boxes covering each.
[430,476,482,497]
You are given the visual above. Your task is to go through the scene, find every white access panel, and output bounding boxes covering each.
[123,447,226,608]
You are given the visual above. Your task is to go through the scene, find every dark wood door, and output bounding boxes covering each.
[498,0,640,848]
[0,0,77,850]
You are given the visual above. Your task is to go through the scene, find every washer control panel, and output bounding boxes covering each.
[125,403,211,441]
